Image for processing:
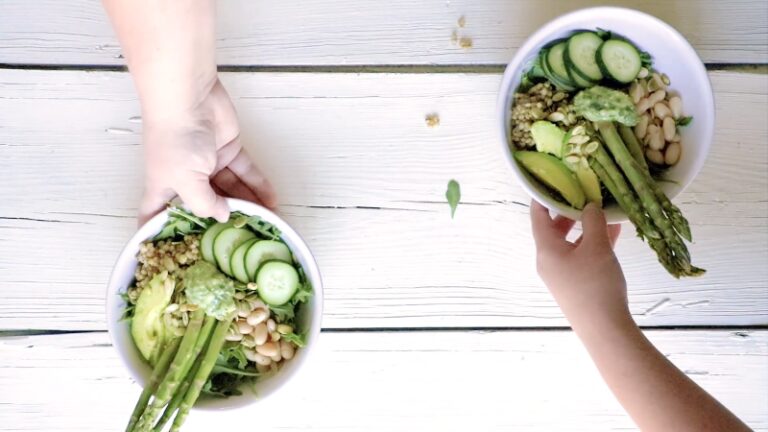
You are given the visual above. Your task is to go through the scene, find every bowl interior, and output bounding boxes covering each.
[498,7,714,222]
[106,199,323,410]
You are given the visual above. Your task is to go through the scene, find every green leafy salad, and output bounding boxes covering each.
[121,206,312,431]
[509,29,703,278]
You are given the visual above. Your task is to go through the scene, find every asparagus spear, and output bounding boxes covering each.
[126,337,182,432]
[152,352,204,432]
[618,124,692,241]
[170,319,232,431]
[592,145,661,240]
[591,158,680,277]
[135,312,215,432]
[597,122,694,273]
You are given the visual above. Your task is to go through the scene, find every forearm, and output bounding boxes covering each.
[102,0,218,120]
[572,313,749,432]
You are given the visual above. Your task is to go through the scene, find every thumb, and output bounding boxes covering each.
[175,172,230,222]
[581,203,610,249]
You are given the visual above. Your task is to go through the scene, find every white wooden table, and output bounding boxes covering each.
[1,1,767,430]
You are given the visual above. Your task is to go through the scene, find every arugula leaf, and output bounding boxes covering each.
[676,116,693,127]
[281,332,307,348]
[218,344,248,369]
[269,303,295,322]
[595,28,612,40]
[118,292,135,321]
[445,179,461,218]
[153,206,215,240]
[230,211,282,240]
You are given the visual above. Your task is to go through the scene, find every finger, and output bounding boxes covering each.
[214,139,241,173]
[174,171,230,222]
[530,200,558,249]
[607,224,622,249]
[212,168,261,203]
[552,215,576,238]
[580,203,611,249]
[227,149,278,209]
[138,186,175,227]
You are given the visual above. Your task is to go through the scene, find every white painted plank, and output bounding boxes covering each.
[0,0,766,66]
[0,70,766,330]
[0,330,764,431]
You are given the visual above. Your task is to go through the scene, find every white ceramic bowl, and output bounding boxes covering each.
[106,198,323,410]
[497,7,714,222]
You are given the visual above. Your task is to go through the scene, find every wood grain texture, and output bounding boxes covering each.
[0,330,765,431]
[1,70,766,330]
[0,0,766,66]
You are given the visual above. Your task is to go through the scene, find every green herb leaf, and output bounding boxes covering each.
[595,28,611,40]
[152,206,215,241]
[446,179,461,219]
[230,211,282,240]
[281,332,307,348]
[269,303,295,322]
[676,116,693,127]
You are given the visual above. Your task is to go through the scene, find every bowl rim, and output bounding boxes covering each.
[105,198,324,410]
[496,6,715,222]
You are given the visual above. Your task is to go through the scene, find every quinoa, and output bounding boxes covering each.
[126,234,201,304]
[509,82,577,150]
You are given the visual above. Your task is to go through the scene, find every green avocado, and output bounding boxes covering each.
[515,151,586,209]
[575,166,603,207]
[573,85,638,126]
[530,121,566,158]
[131,273,174,365]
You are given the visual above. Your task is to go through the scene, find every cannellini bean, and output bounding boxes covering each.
[237,320,254,334]
[270,331,282,342]
[636,98,652,114]
[256,342,279,357]
[648,90,666,106]
[246,309,269,326]
[653,102,672,119]
[253,323,269,345]
[634,114,650,139]
[646,148,665,165]
[651,73,666,91]
[245,349,272,366]
[665,142,681,165]
[270,351,282,363]
[668,96,683,119]
[630,81,644,103]
[225,331,244,342]
[649,128,665,150]
[662,117,676,141]
[277,324,294,335]
[280,340,295,360]
[267,319,277,332]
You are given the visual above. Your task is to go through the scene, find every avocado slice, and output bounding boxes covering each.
[530,121,566,158]
[131,273,174,365]
[515,151,586,209]
[575,166,603,207]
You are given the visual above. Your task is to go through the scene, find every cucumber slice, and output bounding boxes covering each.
[546,41,577,88]
[245,240,292,281]
[567,65,595,89]
[597,39,642,84]
[231,239,258,283]
[564,32,604,82]
[256,261,300,306]
[213,228,256,276]
[540,49,577,92]
[201,222,232,264]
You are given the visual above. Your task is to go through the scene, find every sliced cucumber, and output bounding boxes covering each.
[597,39,642,84]
[256,261,300,306]
[546,41,577,88]
[213,228,256,276]
[245,240,292,281]
[201,222,232,264]
[567,66,595,89]
[540,49,576,92]
[230,238,258,283]
[564,32,604,82]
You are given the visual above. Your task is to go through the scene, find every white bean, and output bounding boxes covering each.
[646,148,665,165]
[665,142,682,165]
[270,331,282,342]
[246,309,269,326]
[636,98,652,114]
[668,96,683,119]
[267,319,277,332]
[225,331,244,342]
[648,90,666,106]
[245,349,272,366]
[629,82,644,103]
[270,351,283,363]
[253,323,269,345]
[237,320,254,335]
[662,117,676,142]
[256,342,279,357]
[634,114,650,140]
[280,340,295,360]
[649,128,665,150]
[653,102,672,119]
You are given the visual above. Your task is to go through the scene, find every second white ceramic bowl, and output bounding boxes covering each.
[497,7,715,222]
[106,198,323,410]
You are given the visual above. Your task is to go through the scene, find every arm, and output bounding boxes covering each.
[530,202,750,432]
[103,0,276,224]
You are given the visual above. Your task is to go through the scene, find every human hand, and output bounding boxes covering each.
[139,79,277,225]
[530,201,628,331]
